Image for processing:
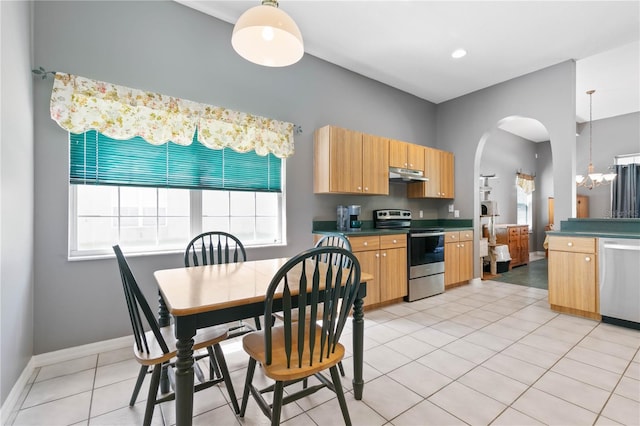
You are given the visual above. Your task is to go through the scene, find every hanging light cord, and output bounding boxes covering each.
[588,89,594,167]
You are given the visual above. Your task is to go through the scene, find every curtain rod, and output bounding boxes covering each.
[516,169,535,178]
[31,66,56,79]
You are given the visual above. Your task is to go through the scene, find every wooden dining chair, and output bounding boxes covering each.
[184,231,261,337]
[274,233,352,378]
[112,245,240,426]
[239,246,361,426]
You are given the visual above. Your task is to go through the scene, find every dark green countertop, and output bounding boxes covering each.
[312,219,473,237]
[547,218,640,239]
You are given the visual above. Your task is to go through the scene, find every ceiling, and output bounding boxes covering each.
[177,1,640,142]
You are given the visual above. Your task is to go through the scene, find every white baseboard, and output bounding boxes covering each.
[1,357,35,425]
[31,335,131,368]
[1,335,131,423]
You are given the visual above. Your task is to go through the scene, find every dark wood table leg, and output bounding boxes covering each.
[352,296,364,400]
[174,318,196,426]
[158,292,171,394]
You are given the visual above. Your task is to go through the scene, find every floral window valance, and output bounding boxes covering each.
[49,73,295,158]
[516,172,535,194]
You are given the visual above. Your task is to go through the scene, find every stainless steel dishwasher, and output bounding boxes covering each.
[599,238,640,329]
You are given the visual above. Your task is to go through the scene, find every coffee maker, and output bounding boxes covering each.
[347,205,362,231]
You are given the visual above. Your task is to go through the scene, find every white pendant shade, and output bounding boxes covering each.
[232,3,304,67]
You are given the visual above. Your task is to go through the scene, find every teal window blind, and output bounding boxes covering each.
[70,130,281,192]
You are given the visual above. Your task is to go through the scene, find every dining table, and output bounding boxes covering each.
[154,257,371,426]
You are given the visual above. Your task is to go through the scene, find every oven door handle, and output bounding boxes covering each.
[410,232,445,237]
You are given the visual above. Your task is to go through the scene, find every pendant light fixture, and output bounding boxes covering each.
[232,0,304,67]
[576,90,616,190]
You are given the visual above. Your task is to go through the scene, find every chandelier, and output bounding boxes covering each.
[232,0,304,67]
[576,90,616,189]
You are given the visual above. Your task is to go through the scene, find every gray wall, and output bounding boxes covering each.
[479,129,539,248]
[1,1,35,405]
[535,141,554,251]
[480,129,538,223]
[576,112,640,217]
[31,1,441,354]
[436,61,577,277]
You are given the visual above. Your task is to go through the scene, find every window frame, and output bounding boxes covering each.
[68,177,287,261]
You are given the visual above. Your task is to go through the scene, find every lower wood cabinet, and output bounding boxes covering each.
[547,236,599,320]
[494,225,529,268]
[444,230,473,288]
[348,234,407,307]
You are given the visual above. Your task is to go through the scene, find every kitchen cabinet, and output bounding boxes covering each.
[348,234,407,307]
[314,125,389,195]
[444,230,473,288]
[548,236,599,320]
[389,140,425,172]
[406,147,455,199]
[493,225,529,268]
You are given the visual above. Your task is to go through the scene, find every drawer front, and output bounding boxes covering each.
[459,230,474,241]
[348,235,380,252]
[548,236,596,254]
[380,234,407,249]
[445,231,460,242]
[509,227,520,237]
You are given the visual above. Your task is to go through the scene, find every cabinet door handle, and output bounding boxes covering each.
[460,243,465,248]
[357,186,362,191]
[375,253,379,258]
[585,256,591,262]
[567,242,573,247]
[364,187,369,191]
[363,241,368,246]
[382,252,387,257]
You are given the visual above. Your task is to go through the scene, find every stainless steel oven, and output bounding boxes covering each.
[407,229,445,301]
[373,209,445,302]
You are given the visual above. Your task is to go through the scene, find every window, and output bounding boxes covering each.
[516,185,533,231]
[515,173,534,232]
[69,131,285,258]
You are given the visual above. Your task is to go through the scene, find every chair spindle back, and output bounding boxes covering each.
[263,246,361,368]
[113,245,169,355]
[184,231,247,267]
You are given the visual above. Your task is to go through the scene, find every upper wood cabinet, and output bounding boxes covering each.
[314,125,389,195]
[389,140,425,172]
[406,147,455,199]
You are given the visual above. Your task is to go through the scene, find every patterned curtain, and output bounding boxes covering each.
[611,163,640,218]
[516,172,535,195]
[49,73,295,158]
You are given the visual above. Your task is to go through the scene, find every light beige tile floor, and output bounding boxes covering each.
[7,280,640,426]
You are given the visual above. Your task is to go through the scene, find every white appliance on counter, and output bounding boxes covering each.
[599,238,640,329]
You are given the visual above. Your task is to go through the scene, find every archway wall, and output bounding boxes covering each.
[435,60,577,278]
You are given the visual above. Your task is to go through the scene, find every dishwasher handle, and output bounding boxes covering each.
[603,243,640,251]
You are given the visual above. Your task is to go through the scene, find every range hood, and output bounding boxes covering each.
[389,167,429,182]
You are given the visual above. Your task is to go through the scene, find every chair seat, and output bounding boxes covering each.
[134,325,228,366]
[243,322,345,382]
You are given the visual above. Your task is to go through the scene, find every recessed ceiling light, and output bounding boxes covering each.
[451,49,467,59]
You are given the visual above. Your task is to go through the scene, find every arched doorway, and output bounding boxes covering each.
[473,116,553,280]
